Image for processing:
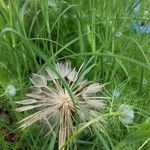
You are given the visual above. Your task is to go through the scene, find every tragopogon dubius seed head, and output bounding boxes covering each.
[15,62,108,149]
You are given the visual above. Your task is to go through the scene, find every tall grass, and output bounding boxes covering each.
[0,0,150,149]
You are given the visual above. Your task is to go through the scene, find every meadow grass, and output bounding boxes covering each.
[0,0,150,149]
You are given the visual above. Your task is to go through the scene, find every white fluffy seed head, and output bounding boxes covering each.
[15,62,106,149]
[119,104,134,124]
[112,89,120,98]
[115,31,122,37]
[30,74,47,87]
[6,85,17,96]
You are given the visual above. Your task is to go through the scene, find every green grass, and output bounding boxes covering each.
[0,0,150,149]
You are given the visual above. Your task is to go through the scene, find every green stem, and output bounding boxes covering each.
[0,93,5,98]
